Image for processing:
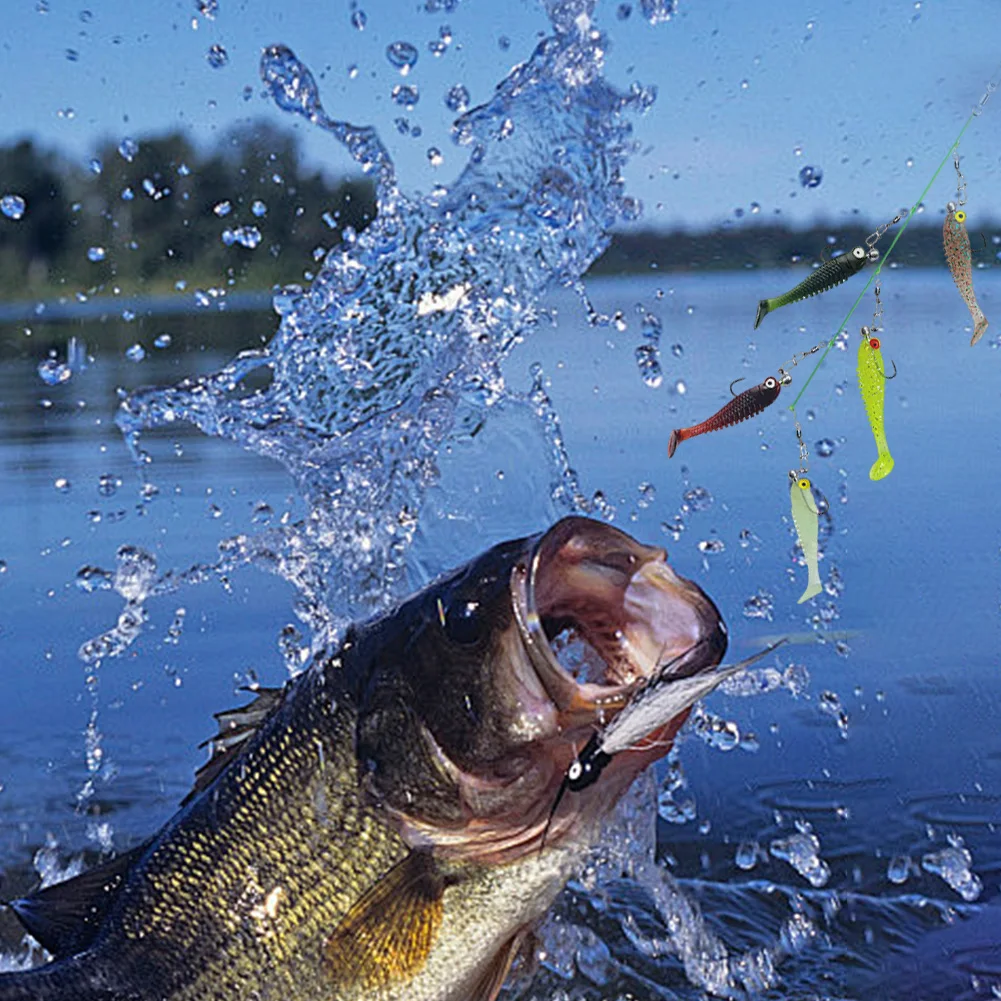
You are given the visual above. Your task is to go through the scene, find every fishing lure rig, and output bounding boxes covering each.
[541,638,789,845]
[944,152,989,344]
[786,419,824,604]
[667,371,791,458]
[753,213,902,330]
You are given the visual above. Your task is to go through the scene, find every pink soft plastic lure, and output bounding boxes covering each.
[943,202,988,345]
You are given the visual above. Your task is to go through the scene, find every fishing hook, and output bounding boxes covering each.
[729,377,745,396]
[882,358,897,380]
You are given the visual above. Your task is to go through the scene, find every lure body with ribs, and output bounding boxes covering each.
[754,245,868,329]
[943,205,988,345]
[667,375,782,458]
[0,517,727,1001]
[856,334,894,481]
[789,476,822,604]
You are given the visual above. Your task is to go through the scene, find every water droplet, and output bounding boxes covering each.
[252,501,273,525]
[497,35,510,51]
[196,0,218,18]
[670,343,683,357]
[118,137,138,162]
[922,841,982,901]
[750,201,761,214]
[671,378,687,395]
[616,2,632,18]
[637,482,656,508]
[814,437,836,457]
[125,343,146,363]
[97,473,122,497]
[735,841,758,870]
[351,8,367,30]
[682,486,713,512]
[65,48,80,62]
[392,84,420,108]
[1,194,26,220]
[54,477,71,493]
[887,855,911,884]
[639,0,675,24]
[386,41,418,74]
[445,83,469,113]
[221,225,262,249]
[818,690,849,738]
[739,79,749,90]
[770,829,829,887]
[214,200,232,217]
[799,165,823,189]
[251,199,267,217]
[87,246,106,262]
[76,565,113,593]
[697,538,725,555]
[206,43,228,69]
[427,147,443,166]
[742,589,774,621]
[37,356,71,385]
[634,345,662,388]
[154,333,172,349]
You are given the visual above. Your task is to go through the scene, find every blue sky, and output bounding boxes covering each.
[2,0,999,228]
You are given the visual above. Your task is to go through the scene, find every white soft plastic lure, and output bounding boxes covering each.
[789,473,822,603]
[561,638,788,794]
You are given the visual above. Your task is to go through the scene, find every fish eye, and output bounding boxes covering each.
[568,761,583,781]
[869,337,880,350]
[955,210,966,223]
[764,377,776,389]
[798,478,810,490]
[852,246,865,259]
[443,598,484,646]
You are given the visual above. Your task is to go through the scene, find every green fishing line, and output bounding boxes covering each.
[789,68,1001,412]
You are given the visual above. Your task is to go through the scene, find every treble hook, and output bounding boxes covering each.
[729,377,745,396]
[882,358,897,380]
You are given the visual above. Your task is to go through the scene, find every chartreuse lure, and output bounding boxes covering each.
[755,246,869,329]
[856,326,895,481]
[789,473,822,604]
[943,202,989,344]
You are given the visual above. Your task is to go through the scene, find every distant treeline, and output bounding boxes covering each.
[1,124,997,302]
[590,220,1001,275]
[0,123,376,299]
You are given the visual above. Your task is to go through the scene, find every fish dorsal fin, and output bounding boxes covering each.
[183,685,286,806]
[8,842,148,958]
[324,851,448,992]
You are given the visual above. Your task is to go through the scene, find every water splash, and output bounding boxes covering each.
[117,1,649,630]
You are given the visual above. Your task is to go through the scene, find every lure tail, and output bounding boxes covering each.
[667,428,682,458]
[754,299,772,330]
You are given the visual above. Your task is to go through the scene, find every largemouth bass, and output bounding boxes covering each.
[0,516,727,1001]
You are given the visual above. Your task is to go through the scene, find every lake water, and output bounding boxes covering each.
[1,268,1000,998]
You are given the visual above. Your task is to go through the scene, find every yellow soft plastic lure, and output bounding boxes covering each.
[789,473,822,604]
[856,331,895,481]
[943,202,988,345]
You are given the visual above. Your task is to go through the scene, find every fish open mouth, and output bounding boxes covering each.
[512,517,728,736]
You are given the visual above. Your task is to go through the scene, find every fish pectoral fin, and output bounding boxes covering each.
[324,850,448,991]
[183,685,286,805]
[465,928,531,1001]
[8,841,149,958]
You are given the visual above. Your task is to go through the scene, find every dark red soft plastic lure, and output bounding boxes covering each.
[668,375,783,457]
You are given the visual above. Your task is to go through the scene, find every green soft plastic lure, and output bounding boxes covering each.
[856,330,895,481]
[755,246,869,329]
[789,473,822,604]
[943,203,989,345]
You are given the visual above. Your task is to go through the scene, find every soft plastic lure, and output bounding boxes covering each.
[856,331,895,481]
[789,473,822,604]
[943,202,989,344]
[668,374,784,458]
[754,246,869,329]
